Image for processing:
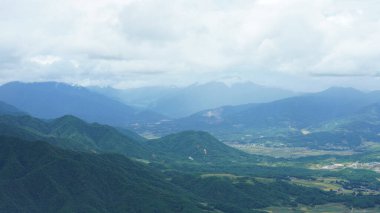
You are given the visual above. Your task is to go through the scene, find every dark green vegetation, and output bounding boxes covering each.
[170,173,380,211]
[0,81,164,127]
[0,136,202,213]
[0,114,259,164]
[147,131,252,163]
[0,115,150,159]
[2,134,380,213]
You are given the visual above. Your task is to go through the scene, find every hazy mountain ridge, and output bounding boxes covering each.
[139,87,380,149]
[91,81,297,118]
[0,101,26,116]
[0,81,166,127]
[190,87,380,128]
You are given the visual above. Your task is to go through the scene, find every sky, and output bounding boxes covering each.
[1,0,380,92]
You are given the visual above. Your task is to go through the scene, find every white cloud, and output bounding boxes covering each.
[29,55,62,65]
[0,0,380,90]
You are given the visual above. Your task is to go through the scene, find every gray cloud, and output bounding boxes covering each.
[310,73,375,77]
[1,0,380,91]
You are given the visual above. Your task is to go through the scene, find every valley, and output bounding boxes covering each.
[264,204,380,213]
[3,0,380,211]
[1,82,380,212]
[228,143,357,158]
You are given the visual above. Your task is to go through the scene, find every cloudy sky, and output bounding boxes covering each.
[1,0,380,91]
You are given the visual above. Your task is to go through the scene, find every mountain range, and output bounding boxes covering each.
[139,87,380,149]
[0,111,252,164]
[3,81,380,150]
[0,82,165,127]
[1,86,380,212]
[91,81,297,118]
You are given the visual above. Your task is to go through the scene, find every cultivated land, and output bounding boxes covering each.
[228,143,357,158]
[2,84,380,212]
[264,204,380,213]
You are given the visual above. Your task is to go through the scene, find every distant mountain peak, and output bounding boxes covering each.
[52,114,87,125]
[2,81,86,90]
[0,81,165,126]
[322,86,362,93]
[314,87,364,98]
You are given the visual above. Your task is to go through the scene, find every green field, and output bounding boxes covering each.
[264,203,380,213]
[228,143,357,158]
[289,177,351,193]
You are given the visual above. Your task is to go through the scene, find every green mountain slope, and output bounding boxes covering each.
[0,136,203,213]
[147,131,251,163]
[0,115,254,163]
[0,101,26,116]
[0,115,150,159]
